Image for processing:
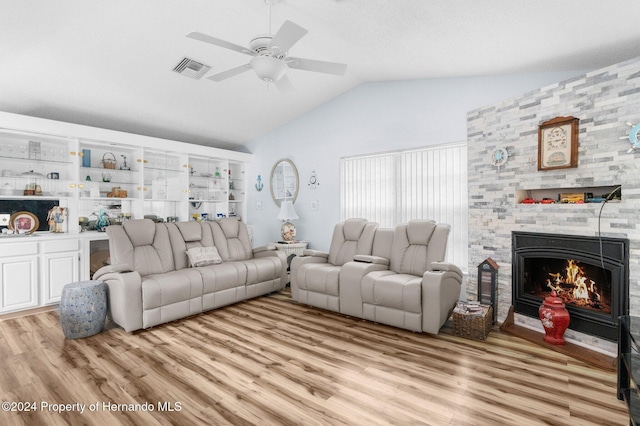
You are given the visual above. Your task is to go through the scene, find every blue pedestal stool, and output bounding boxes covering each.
[59,280,107,339]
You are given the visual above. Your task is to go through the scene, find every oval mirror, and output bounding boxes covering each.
[270,159,299,207]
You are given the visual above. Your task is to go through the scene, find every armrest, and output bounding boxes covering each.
[289,251,331,300]
[339,260,391,317]
[93,263,133,280]
[253,249,287,287]
[422,265,463,334]
[354,255,389,266]
[253,244,276,254]
[301,249,328,258]
[93,264,143,333]
[429,261,463,277]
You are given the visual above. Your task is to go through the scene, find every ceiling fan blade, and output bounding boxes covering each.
[275,75,294,94]
[286,57,347,76]
[268,20,308,55]
[186,32,256,57]
[206,63,252,82]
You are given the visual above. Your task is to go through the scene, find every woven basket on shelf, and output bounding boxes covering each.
[100,152,117,169]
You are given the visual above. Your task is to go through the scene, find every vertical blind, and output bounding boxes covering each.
[340,142,468,271]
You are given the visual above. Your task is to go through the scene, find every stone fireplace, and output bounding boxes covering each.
[466,56,640,353]
[512,231,629,341]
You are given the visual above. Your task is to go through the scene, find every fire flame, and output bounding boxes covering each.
[545,259,604,309]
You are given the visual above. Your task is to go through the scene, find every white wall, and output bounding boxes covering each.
[245,71,586,250]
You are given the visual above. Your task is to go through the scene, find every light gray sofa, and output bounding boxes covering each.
[291,219,463,334]
[94,218,287,332]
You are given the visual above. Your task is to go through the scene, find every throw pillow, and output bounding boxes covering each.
[186,246,222,267]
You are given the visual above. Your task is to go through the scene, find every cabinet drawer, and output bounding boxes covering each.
[43,239,79,253]
[0,242,38,257]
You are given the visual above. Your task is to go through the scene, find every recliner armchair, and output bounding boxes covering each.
[358,220,462,333]
[290,218,378,312]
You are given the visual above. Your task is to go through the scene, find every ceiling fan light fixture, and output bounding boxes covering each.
[250,56,286,82]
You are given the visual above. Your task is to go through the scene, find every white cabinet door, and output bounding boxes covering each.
[42,252,79,304]
[0,256,38,313]
[42,239,80,304]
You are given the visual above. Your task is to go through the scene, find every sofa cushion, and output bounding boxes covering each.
[244,256,283,285]
[141,269,204,310]
[176,221,203,242]
[210,219,253,261]
[186,246,222,267]
[296,263,341,296]
[361,270,422,314]
[166,222,217,270]
[196,262,247,292]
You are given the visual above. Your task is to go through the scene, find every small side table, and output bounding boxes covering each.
[273,241,309,258]
[273,241,309,283]
[59,280,108,339]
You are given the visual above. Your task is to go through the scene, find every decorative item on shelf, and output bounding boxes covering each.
[277,200,299,242]
[47,172,59,180]
[28,141,41,160]
[100,152,117,169]
[621,121,640,153]
[8,211,39,234]
[95,208,110,232]
[308,170,319,188]
[20,169,44,196]
[47,206,67,233]
[229,192,235,200]
[215,166,220,178]
[491,147,509,169]
[102,172,112,182]
[538,290,570,345]
[107,186,127,198]
[538,116,579,171]
[81,149,91,167]
[78,216,90,232]
[1,183,12,195]
[559,192,584,204]
[255,175,264,192]
[120,155,130,170]
[189,197,202,210]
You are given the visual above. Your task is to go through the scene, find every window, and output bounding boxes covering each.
[340,142,468,271]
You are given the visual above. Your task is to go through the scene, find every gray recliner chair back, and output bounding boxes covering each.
[107,219,175,276]
[327,218,378,266]
[389,220,450,276]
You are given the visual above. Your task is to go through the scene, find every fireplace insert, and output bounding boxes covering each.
[512,231,629,341]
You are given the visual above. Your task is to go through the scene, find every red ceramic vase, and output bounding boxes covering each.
[538,290,570,345]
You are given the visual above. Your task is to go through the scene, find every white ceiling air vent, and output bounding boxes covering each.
[173,57,211,80]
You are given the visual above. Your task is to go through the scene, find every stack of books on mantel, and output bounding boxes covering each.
[453,300,487,316]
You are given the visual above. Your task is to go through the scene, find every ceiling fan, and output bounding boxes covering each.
[186,0,347,92]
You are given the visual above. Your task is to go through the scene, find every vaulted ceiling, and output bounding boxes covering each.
[2,0,640,151]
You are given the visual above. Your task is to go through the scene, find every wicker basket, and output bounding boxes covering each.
[100,152,117,169]
[452,305,493,340]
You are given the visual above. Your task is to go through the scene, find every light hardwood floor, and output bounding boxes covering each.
[0,291,629,425]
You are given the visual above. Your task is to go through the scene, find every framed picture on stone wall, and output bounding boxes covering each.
[537,116,579,171]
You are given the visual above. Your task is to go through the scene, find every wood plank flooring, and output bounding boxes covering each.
[0,291,629,425]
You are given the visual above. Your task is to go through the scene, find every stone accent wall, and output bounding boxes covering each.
[467,56,640,352]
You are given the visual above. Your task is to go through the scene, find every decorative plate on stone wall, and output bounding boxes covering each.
[537,116,579,171]
[623,121,640,153]
[491,147,509,168]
